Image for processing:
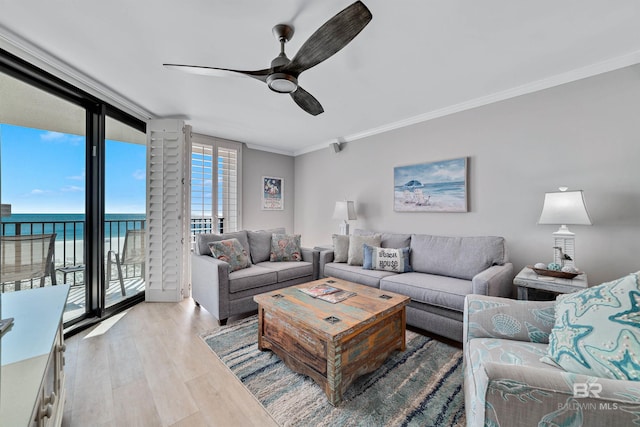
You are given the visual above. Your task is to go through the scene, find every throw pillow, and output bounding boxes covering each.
[347,234,381,266]
[208,238,251,272]
[270,233,302,262]
[541,271,640,381]
[247,228,286,263]
[362,244,412,273]
[332,234,350,263]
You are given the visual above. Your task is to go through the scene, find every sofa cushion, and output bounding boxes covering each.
[208,238,251,272]
[332,234,350,263]
[410,235,505,280]
[256,261,313,282]
[324,262,396,288]
[228,265,278,293]
[381,272,471,312]
[270,234,302,262]
[542,271,640,381]
[247,228,286,263]
[363,244,412,273]
[347,234,381,266]
[196,231,250,257]
[354,229,411,249]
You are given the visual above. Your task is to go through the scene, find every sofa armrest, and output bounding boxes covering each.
[463,295,555,344]
[300,247,320,279]
[477,363,640,426]
[318,249,335,278]
[191,253,230,321]
[472,262,514,297]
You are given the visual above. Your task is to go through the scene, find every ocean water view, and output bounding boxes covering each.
[1,213,146,241]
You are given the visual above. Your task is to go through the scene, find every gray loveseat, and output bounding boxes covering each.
[191,229,319,325]
[319,230,513,341]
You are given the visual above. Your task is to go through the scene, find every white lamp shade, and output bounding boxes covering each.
[538,190,592,226]
[333,201,357,220]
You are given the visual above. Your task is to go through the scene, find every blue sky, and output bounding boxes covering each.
[1,124,146,213]
[394,158,466,186]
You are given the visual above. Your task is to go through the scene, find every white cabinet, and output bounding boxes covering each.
[1,285,69,427]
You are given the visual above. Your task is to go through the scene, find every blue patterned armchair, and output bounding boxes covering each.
[463,294,640,426]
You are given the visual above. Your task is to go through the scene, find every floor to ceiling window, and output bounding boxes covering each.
[104,116,146,308]
[0,49,146,330]
[0,70,87,322]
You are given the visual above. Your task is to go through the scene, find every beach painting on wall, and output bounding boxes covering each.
[262,176,284,210]
[394,157,468,212]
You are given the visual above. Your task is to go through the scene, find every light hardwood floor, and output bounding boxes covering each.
[62,299,279,427]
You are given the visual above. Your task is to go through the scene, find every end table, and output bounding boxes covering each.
[513,266,588,300]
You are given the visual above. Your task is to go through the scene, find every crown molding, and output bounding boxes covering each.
[245,142,295,156]
[294,49,640,157]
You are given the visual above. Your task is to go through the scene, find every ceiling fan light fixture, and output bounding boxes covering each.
[267,73,298,93]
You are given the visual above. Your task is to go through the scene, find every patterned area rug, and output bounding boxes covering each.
[201,315,465,426]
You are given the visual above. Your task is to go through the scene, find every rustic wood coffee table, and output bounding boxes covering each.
[253,277,410,406]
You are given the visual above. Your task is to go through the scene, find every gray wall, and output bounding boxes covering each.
[242,146,295,232]
[294,64,640,285]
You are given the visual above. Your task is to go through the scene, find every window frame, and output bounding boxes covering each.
[190,133,242,235]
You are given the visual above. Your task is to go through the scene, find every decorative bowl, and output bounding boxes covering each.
[527,265,583,279]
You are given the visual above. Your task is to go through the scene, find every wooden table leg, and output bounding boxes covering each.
[257,306,264,350]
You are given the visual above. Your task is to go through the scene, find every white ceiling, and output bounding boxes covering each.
[1,1,639,156]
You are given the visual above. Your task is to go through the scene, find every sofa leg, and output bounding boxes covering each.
[218,318,228,326]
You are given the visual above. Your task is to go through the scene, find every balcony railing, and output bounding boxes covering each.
[190,217,225,241]
[1,216,225,291]
[1,218,145,290]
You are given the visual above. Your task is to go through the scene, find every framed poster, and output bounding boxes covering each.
[394,157,468,212]
[262,176,284,210]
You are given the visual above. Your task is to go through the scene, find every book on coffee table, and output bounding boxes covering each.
[300,283,356,303]
[300,283,340,297]
[317,290,357,304]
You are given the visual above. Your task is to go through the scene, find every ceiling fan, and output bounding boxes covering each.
[163,1,372,116]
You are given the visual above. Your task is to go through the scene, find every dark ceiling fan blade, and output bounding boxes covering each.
[283,1,372,75]
[290,87,324,116]
[163,64,269,82]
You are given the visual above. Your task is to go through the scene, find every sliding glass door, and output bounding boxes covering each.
[0,69,87,322]
[103,116,146,308]
[1,50,146,330]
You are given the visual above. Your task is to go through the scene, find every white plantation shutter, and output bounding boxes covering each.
[218,146,239,232]
[145,119,191,302]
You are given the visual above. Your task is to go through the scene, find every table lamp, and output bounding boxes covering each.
[538,187,592,267]
[333,201,357,235]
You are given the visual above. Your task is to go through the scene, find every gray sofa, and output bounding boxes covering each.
[319,230,513,341]
[191,229,319,325]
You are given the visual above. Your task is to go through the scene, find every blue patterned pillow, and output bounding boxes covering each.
[208,238,251,272]
[542,271,640,381]
[270,234,302,262]
[362,244,412,273]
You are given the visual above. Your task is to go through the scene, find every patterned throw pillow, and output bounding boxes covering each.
[208,238,251,272]
[541,271,640,381]
[362,244,412,273]
[270,234,302,262]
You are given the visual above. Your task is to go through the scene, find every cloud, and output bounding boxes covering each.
[30,189,47,195]
[40,131,84,145]
[66,170,86,181]
[40,131,67,141]
[61,185,84,193]
[132,169,145,180]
